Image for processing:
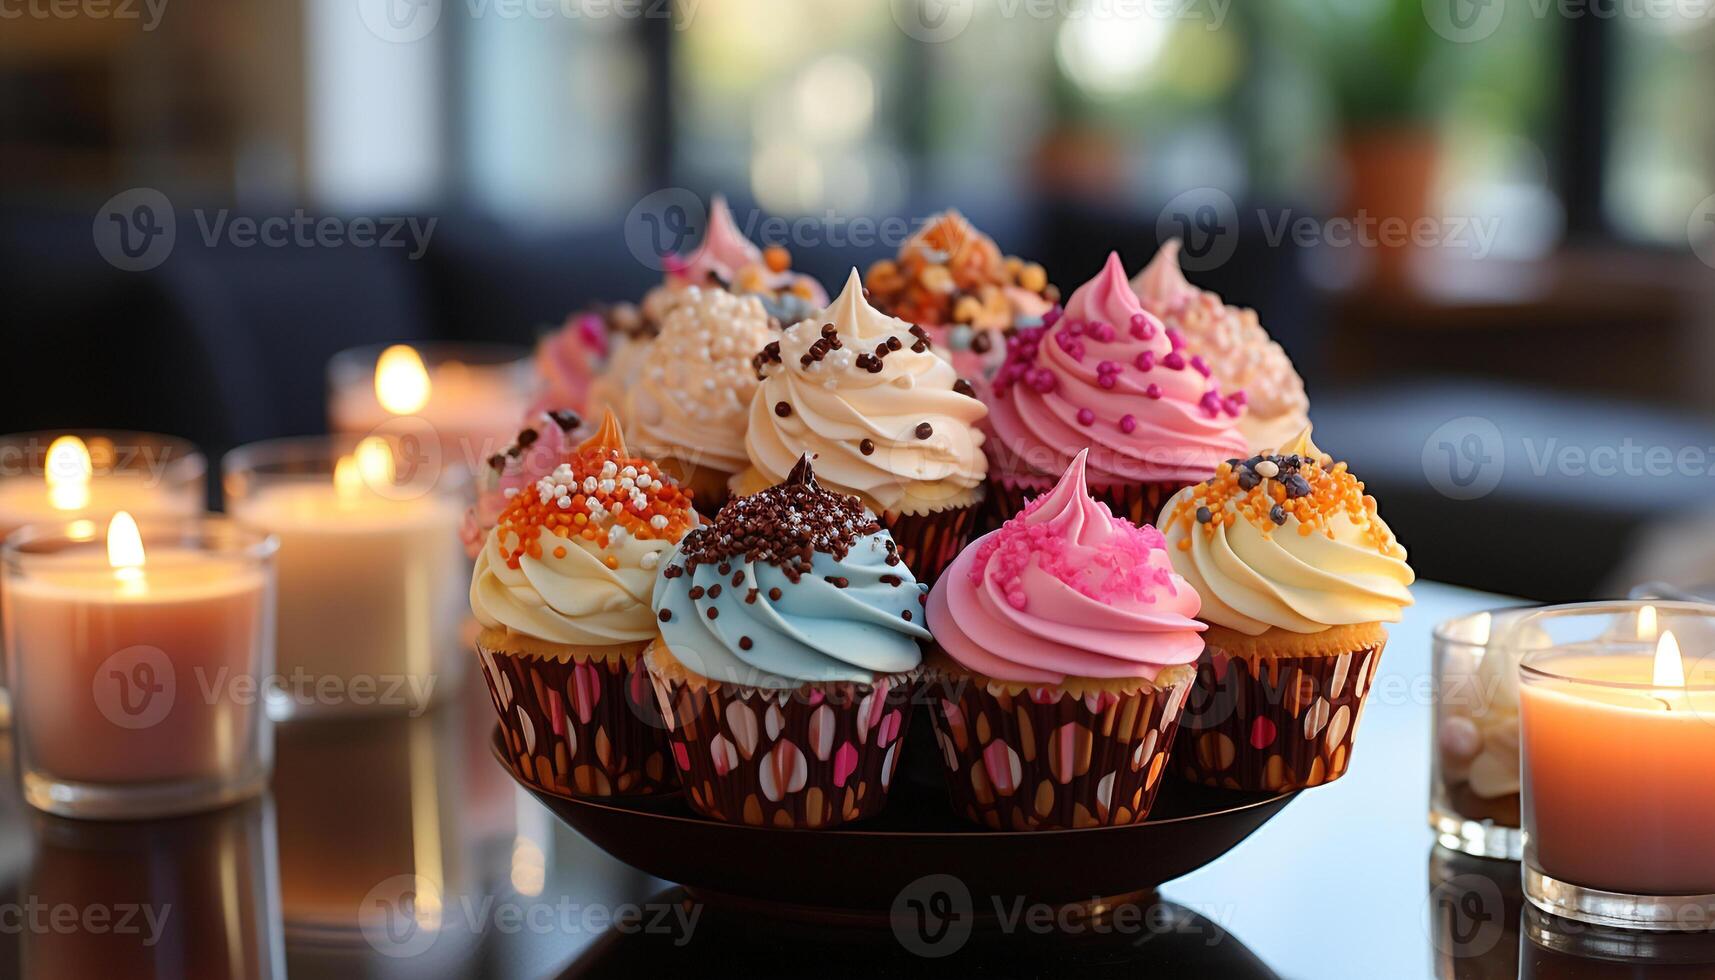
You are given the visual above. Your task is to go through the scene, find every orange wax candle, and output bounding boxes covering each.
[1520,636,1715,897]
[2,514,277,818]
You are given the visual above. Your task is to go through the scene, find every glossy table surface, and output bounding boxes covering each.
[0,581,1707,978]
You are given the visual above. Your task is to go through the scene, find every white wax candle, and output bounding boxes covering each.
[328,346,531,471]
[230,480,463,709]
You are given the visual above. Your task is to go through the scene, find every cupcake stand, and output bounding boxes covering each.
[490,719,1296,923]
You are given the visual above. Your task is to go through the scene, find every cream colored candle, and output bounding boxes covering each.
[3,513,276,817]
[328,344,533,472]
[228,439,464,718]
[0,434,200,536]
[1520,633,1715,897]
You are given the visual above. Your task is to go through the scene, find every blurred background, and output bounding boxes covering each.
[5,0,1715,601]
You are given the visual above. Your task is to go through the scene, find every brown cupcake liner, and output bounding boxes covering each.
[880,503,978,586]
[927,670,1193,831]
[477,643,676,797]
[1176,641,1386,791]
[645,663,921,828]
[985,476,1181,532]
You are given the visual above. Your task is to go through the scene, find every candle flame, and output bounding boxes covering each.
[1639,604,1658,641]
[375,345,431,416]
[107,511,146,593]
[1654,630,1685,689]
[46,435,93,511]
[335,438,395,502]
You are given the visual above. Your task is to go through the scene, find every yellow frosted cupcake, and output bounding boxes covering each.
[1159,427,1413,790]
[471,411,697,797]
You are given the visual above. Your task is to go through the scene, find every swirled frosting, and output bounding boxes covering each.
[470,412,698,647]
[624,285,777,475]
[1133,240,1310,453]
[738,269,988,514]
[641,195,826,326]
[928,449,1205,685]
[1160,428,1414,635]
[988,252,1248,488]
[653,457,928,687]
[461,409,586,560]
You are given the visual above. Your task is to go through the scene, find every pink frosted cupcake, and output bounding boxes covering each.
[1133,240,1310,454]
[986,252,1248,529]
[639,194,827,328]
[460,409,587,560]
[926,449,1204,830]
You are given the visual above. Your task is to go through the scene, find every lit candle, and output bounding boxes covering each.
[2,512,276,819]
[226,436,465,719]
[1520,620,1715,916]
[0,432,203,536]
[327,344,534,473]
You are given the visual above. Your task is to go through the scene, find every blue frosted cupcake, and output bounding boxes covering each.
[646,455,928,827]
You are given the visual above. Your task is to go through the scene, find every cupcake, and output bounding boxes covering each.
[732,269,989,584]
[925,449,1204,830]
[1159,427,1414,791]
[640,194,827,328]
[621,284,778,512]
[1132,239,1310,454]
[865,210,1057,385]
[987,252,1248,529]
[471,410,698,797]
[647,456,927,828]
[461,409,585,560]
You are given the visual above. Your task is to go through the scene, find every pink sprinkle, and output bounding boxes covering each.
[1135,351,1155,371]
[1076,408,1095,426]
[1229,390,1247,406]
[1166,327,1184,350]
[1191,355,1211,378]
[1119,414,1137,433]
[1041,306,1062,327]
[1064,318,1084,336]
[1097,359,1119,374]
[1089,321,1115,342]
[1097,374,1116,389]
[1145,384,1162,399]
[1163,352,1185,370]
[1198,390,1223,417]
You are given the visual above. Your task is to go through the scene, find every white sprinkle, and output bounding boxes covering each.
[556,496,572,509]
[641,551,660,570]
[650,515,668,529]
[1254,460,1279,479]
[503,487,519,499]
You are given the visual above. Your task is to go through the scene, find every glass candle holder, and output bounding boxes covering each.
[223,435,467,721]
[3,516,277,819]
[1431,607,1532,860]
[327,343,535,475]
[1515,601,1715,931]
[0,430,206,725]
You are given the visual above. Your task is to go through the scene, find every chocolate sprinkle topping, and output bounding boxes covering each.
[658,609,672,622]
[860,438,875,456]
[769,588,783,601]
[516,428,539,447]
[902,610,912,622]
[675,455,880,582]
[547,410,581,431]
[915,422,933,440]
[739,636,753,650]
[775,401,792,418]
[488,453,507,472]
[707,607,719,619]
[953,379,976,399]
[688,586,705,600]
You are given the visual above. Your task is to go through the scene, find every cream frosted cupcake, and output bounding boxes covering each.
[1132,240,1310,454]
[865,210,1056,384]
[472,411,698,797]
[732,269,989,584]
[621,284,777,512]
[1159,427,1414,790]
[926,449,1204,830]
[987,252,1248,529]
[647,456,928,828]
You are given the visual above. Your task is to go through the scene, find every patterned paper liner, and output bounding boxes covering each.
[1176,641,1386,791]
[879,503,978,587]
[928,671,1193,831]
[645,656,922,828]
[477,643,676,797]
[986,476,1180,533]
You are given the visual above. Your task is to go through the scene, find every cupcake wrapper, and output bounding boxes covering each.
[986,477,1179,532]
[880,504,978,586]
[477,644,676,797]
[1176,642,1386,791]
[928,673,1192,831]
[647,669,920,828]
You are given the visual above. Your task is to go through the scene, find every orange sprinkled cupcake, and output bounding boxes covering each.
[472,410,697,797]
[1158,427,1413,791]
